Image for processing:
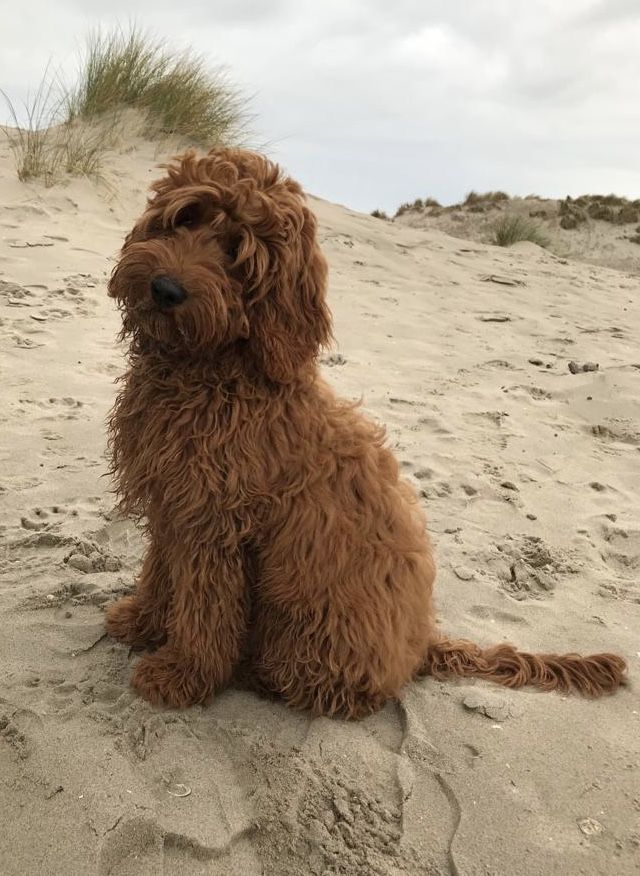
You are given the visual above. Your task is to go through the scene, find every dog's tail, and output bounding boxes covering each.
[421,637,626,696]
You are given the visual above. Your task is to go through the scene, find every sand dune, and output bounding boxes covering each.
[1,135,639,875]
[395,192,640,275]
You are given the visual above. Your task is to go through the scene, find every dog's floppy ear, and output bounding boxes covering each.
[243,190,332,383]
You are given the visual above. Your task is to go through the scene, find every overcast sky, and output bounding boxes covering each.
[2,1,639,212]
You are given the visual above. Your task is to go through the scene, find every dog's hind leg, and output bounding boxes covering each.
[130,543,248,708]
[251,591,426,720]
[105,542,171,649]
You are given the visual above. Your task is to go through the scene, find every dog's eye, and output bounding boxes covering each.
[173,204,203,229]
[222,234,241,263]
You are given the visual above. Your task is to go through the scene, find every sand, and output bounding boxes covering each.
[1,134,638,876]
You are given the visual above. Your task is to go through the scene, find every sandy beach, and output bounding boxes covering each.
[1,132,639,876]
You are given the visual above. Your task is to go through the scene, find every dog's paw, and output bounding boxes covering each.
[130,648,212,708]
[105,596,165,649]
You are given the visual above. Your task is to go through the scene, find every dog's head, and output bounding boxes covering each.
[109,147,332,381]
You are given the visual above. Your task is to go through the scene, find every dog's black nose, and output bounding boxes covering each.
[151,276,187,309]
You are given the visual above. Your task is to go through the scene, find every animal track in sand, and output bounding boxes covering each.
[412,466,436,480]
[2,274,99,330]
[416,414,452,435]
[596,523,640,587]
[16,396,88,421]
[418,480,453,500]
[503,384,555,401]
[19,504,77,531]
[0,711,32,760]
[320,353,347,367]
[1,279,35,302]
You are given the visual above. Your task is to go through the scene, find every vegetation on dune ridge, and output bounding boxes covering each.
[388,188,639,244]
[1,25,249,186]
[559,194,639,229]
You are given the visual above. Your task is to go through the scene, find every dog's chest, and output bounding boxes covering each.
[114,374,269,518]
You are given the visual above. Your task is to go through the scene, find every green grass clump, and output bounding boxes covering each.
[2,25,248,186]
[492,214,550,248]
[67,27,246,145]
[371,209,389,219]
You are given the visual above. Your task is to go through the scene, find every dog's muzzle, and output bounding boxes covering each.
[151,276,187,309]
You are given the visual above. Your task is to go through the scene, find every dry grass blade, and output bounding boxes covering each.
[1,63,110,186]
[1,69,66,184]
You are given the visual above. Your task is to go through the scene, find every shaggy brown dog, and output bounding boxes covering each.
[105,147,626,718]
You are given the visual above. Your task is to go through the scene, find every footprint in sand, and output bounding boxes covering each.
[3,276,99,326]
[594,523,640,599]
[1,280,35,302]
[16,396,88,421]
[19,504,74,531]
[416,414,452,436]
[503,384,554,401]
[418,480,453,500]
[320,353,347,367]
[0,708,41,761]
[0,713,30,760]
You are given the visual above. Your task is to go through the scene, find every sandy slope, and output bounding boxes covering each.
[1,134,639,876]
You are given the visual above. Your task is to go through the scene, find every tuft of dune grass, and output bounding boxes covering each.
[1,69,106,186]
[67,27,246,145]
[492,214,551,248]
[2,25,249,186]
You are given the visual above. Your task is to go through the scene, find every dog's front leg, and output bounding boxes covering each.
[130,542,247,708]
[105,540,171,649]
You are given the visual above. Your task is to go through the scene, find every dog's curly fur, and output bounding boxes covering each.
[105,147,626,718]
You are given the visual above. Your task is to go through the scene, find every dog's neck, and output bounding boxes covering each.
[123,337,319,395]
